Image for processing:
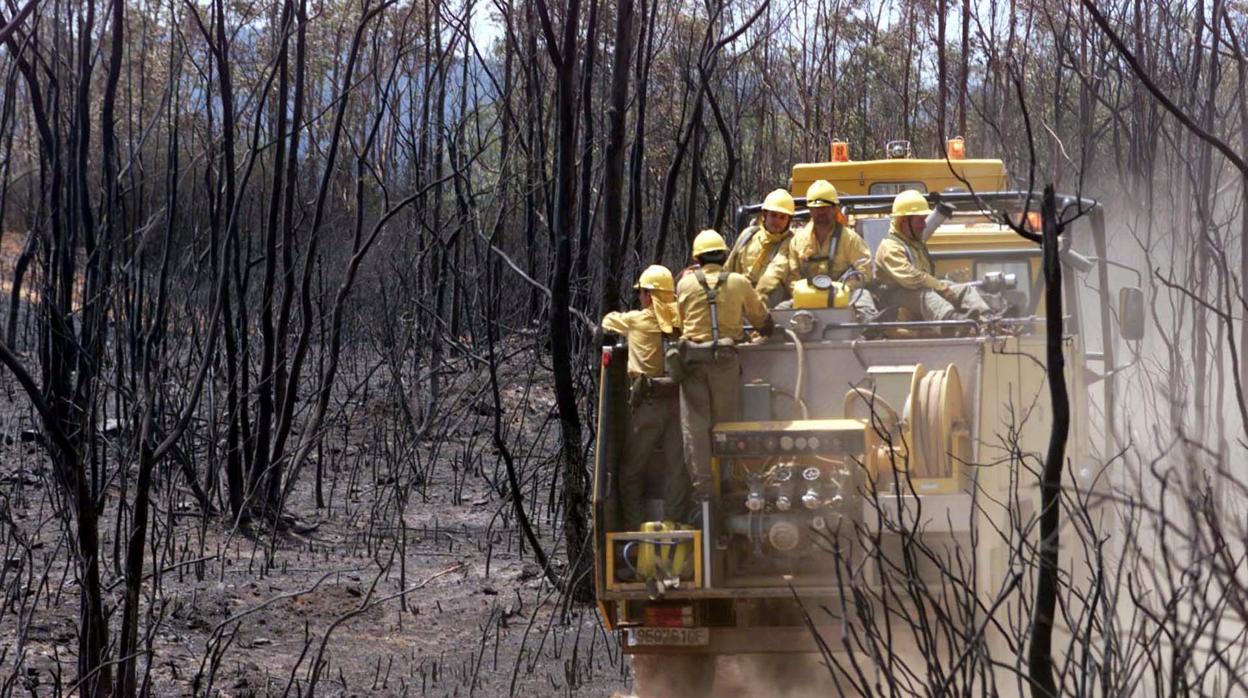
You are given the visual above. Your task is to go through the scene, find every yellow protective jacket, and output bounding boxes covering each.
[676,264,770,343]
[601,305,672,378]
[725,223,793,285]
[874,220,943,291]
[756,221,873,300]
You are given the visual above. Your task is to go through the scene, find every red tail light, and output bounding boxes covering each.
[644,605,694,628]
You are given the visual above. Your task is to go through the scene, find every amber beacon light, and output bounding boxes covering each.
[946,136,966,160]
[830,139,850,162]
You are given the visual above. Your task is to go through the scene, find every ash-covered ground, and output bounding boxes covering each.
[0,344,634,697]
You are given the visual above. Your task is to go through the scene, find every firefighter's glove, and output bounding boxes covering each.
[936,281,960,304]
[757,316,776,338]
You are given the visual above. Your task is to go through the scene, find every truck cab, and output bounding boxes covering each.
[592,141,1140,694]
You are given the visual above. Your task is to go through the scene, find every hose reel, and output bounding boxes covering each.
[844,363,970,486]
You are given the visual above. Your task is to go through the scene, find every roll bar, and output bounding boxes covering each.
[733,190,1101,232]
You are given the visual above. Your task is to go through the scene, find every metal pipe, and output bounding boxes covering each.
[931,248,1040,261]
[701,500,714,589]
[1089,207,1118,460]
[737,190,1101,221]
[818,319,979,340]
[922,201,955,241]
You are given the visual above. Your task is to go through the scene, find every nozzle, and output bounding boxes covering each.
[745,491,765,512]
[802,486,821,510]
[977,271,1018,294]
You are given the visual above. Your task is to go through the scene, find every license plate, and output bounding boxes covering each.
[627,627,709,647]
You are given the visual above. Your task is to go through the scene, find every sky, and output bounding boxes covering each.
[468,0,505,50]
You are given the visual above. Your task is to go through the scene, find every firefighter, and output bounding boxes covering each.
[725,188,796,295]
[875,189,992,321]
[675,230,774,509]
[601,265,691,530]
[756,180,879,321]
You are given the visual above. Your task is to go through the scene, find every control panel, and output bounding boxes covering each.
[712,419,866,457]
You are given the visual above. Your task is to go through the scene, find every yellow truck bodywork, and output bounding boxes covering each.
[592,155,1110,666]
[791,158,1009,197]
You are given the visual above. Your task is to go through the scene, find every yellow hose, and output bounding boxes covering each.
[844,365,967,485]
[843,387,901,481]
[843,387,900,429]
[910,365,964,479]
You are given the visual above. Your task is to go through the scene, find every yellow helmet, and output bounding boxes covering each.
[805,180,840,208]
[891,189,933,217]
[691,229,728,257]
[634,264,675,292]
[761,189,796,217]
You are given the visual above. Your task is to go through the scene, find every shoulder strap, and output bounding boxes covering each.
[694,268,727,346]
[731,225,762,277]
[887,232,917,266]
[828,223,843,268]
[887,231,935,275]
[732,225,760,255]
[798,225,842,279]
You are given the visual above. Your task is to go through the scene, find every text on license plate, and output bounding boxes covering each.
[627,627,709,646]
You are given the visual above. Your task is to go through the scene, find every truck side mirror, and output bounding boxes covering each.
[1118,286,1145,342]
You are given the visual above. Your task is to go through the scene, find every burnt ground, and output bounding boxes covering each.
[0,337,636,697]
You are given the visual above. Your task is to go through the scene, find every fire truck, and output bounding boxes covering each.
[592,139,1142,695]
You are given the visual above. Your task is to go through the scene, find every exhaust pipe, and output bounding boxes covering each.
[921,201,955,241]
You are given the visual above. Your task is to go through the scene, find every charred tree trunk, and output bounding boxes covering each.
[5,230,34,346]
[573,0,599,303]
[0,9,112,693]
[705,84,736,230]
[533,0,592,599]
[251,0,295,518]
[624,0,652,265]
[600,0,633,313]
[1026,185,1070,698]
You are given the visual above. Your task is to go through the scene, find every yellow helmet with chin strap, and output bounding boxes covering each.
[761,189,796,217]
[805,180,840,208]
[891,189,933,217]
[634,264,675,293]
[691,229,728,257]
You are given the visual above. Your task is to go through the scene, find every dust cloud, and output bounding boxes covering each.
[623,654,847,698]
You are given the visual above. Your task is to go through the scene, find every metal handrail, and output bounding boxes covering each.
[816,319,980,340]
[734,190,1101,232]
